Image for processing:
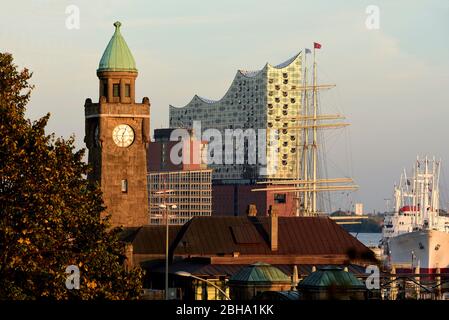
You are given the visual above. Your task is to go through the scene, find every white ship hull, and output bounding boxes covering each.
[387,229,449,272]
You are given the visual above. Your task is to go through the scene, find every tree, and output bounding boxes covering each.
[0,52,143,300]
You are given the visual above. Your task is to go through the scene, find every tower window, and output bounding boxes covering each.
[121,179,128,193]
[113,84,120,97]
[103,83,108,97]
[125,84,131,97]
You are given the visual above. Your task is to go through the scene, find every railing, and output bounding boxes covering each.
[358,272,449,300]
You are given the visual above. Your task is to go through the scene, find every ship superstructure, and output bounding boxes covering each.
[382,157,449,271]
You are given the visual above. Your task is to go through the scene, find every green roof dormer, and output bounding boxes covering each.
[229,262,291,284]
[97,21,137,73]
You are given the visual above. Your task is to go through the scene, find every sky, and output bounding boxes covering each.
[1,0,449,213]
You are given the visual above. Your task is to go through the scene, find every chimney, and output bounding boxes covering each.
[268,205,278,251]
[291,265,299,290]
[247,204,257,216]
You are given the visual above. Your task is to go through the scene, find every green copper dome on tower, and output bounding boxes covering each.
[98,21,137,73]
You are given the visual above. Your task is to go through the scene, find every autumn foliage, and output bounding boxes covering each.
[0,52,143,299]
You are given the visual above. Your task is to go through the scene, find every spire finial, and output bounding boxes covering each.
[113,21,122,31]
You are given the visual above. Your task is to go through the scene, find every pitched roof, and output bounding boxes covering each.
[122,216,375,262]
[121,225,183,254]
[98,21,137,73]
[171,216,372,257]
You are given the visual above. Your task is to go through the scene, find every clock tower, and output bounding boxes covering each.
[84,21,150,227]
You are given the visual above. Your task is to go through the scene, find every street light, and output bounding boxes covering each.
[153,185,177,300]
[157,203,177,300]
[175,271,230,300]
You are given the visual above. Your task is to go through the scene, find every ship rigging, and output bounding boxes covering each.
[253,43,358,216]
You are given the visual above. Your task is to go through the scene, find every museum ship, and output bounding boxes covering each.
[381,157,449,273]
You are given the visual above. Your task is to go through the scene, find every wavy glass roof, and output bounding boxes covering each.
[170,52,301,108]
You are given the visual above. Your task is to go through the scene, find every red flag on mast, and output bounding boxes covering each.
[314,42,322,49]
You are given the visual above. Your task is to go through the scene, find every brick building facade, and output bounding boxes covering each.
[85,21,150,227]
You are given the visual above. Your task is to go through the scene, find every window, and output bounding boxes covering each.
[125,84,131,97]
[113,84,120,97]
[103,83,108,97]
[274,193,286,203]
[121,179,128,193]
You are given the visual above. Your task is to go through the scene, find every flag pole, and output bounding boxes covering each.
[299,49,308,216]
[312,45,318,214]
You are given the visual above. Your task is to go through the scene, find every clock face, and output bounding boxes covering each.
[112,124,134,147]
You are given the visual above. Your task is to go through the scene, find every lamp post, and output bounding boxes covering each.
[154,185,177,300]
[175,271,230,300]
[158,203,177,300]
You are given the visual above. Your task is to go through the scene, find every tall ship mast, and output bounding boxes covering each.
[253,44,357,216]
[382,156,449,272]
